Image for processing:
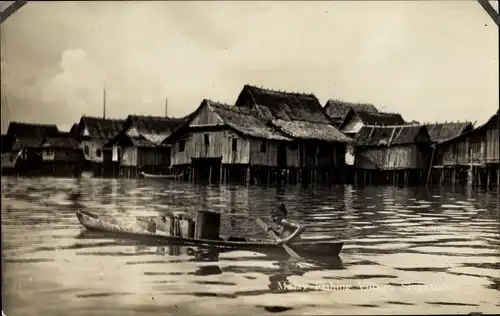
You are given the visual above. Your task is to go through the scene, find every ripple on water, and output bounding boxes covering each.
[2,178,499,314]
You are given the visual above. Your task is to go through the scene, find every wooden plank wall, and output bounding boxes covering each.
[189,104,224,127]
[121,147,138,166]
[436,140,469,166]
[137,147,170,167]
[356,145,425,170]
[171,130,250,166]
[485,127,499,163]
[81,140,105,163]
[248,139,279,167]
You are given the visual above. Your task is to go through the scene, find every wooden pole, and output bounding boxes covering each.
[219,164,223,184]
[246,166,250,185]
[486,168,491,189]
[426,143,436,185]
[208,165,212,184]
[467,165,473,187]
[497,168,499,188]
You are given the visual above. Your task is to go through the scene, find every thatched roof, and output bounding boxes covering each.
[339,109,406,130]
[77,116,125,140]
[476,109,499,131]
[271,119,352,143]
[6,122,60,139]
[163,99,292,143]
[127,115,185,135]
[355,124,431,147]
[126,115,186,146]
[209,101,292,141]
[106,115,191,148]
[424,121,473,143]
[440,110,499,144]
[41,135,80,149]
[234,85,350,142]
[324,99,378,119]
[5,122,60,150]
[235,85,331,124]
[69,123,79,135]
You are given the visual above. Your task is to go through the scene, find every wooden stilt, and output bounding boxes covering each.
[497,168,500,190]
[404,170,409,187]
[467,166,473,187]
[246,166,250,185]
[219,165,223,184]
[440,169,444,186]
[486,168,491,189]
[208,165,212,184]
[478,167,482,187]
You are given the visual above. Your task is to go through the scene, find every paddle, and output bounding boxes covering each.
[256,217,310,263]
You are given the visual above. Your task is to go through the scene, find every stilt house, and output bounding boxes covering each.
[338,108,406,170]
[354,124,432,186]
[3,122,60,175]
[40,133,84,177]
[425,121,474,185]
[234,85,352,183]
[430,111,498,187]
[162,99,293,184]
[73,116,125,177]
[105,115,186,178]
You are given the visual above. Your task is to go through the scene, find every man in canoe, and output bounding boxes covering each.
[268,203,306,245]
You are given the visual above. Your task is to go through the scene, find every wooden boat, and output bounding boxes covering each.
[139,171,183,179]
[75,210,343,257]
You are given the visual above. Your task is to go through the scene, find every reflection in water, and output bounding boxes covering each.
[1,177,499,315]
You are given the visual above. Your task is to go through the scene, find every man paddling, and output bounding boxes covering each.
[268,203,305,245]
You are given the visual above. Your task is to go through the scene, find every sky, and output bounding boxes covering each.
[0,1,498,133]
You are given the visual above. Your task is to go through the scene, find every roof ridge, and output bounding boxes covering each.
[246,84,315,97]
[82,115,125,121]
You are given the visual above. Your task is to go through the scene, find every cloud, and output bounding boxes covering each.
[41,48,106,119]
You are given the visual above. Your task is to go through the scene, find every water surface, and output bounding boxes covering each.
[2,177,499,315]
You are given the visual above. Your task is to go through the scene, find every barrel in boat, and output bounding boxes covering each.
[194,210,221,240]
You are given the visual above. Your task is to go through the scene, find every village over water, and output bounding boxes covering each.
[1,84,498,189]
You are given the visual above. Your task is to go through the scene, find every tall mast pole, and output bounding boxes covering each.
[165,97,168,117]
[103,85,106,119]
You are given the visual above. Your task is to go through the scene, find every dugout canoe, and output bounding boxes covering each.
[75,210,343,257]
